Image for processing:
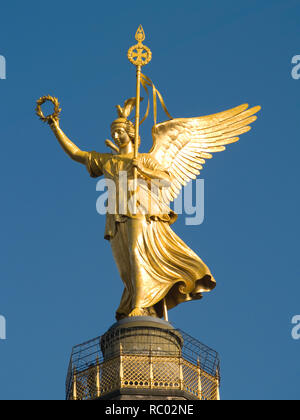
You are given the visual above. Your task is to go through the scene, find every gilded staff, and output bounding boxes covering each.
[127,25,152,174]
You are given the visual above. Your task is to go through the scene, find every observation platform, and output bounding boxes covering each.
[66,317,220,400]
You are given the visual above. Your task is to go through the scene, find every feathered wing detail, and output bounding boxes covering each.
[148,104,261,203]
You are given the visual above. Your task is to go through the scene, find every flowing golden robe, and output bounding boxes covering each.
[86,151,216,319]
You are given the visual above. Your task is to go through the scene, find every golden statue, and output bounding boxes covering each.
[36,26,261,321]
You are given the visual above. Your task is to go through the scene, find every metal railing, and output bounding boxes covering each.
[66,328,220,401]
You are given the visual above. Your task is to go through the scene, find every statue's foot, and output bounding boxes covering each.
[128,307,144,317]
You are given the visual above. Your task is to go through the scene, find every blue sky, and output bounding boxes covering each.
[0,0,299,400]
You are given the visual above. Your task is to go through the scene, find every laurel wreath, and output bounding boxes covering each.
[36,95,61,123]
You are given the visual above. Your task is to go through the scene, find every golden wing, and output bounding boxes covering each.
[149,104,261,203]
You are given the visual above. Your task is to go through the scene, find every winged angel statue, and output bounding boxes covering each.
[45,98,260,320]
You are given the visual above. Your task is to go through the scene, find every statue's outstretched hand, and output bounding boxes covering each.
[47,115,59,129]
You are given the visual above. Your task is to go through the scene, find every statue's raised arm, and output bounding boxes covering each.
[36,95,89,165]
[49,118,89,164]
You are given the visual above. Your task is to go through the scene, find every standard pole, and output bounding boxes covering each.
[133,65,142,214]
[128,25,152,194]
[134,65,141,160]
[163,298,169,322]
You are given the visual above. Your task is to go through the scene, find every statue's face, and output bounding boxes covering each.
[111,125,131,148]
